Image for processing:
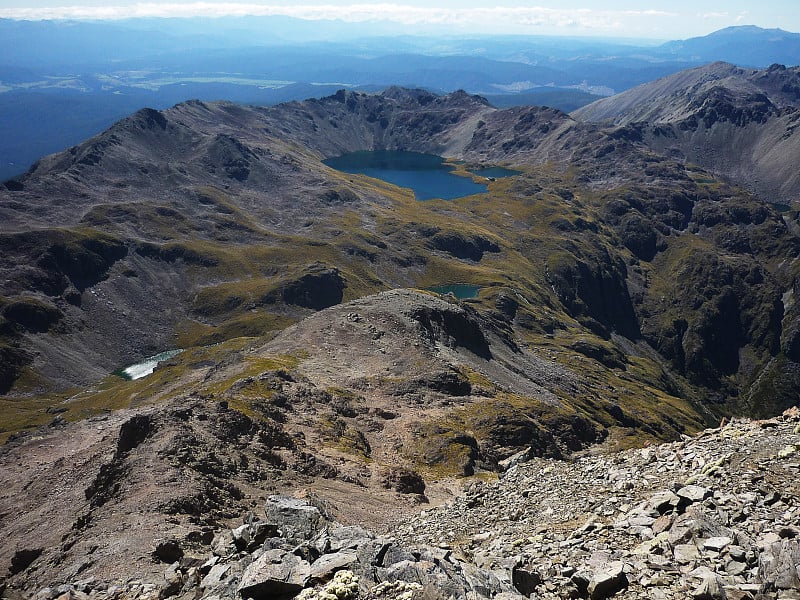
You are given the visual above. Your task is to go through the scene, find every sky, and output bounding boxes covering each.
[0,0,798,40]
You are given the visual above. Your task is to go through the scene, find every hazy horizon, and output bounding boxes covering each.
[0,1,798,40]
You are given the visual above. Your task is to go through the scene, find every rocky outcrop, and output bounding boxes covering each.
[281,267,345,311]
[23,494,527,600]
[396,407,800,600]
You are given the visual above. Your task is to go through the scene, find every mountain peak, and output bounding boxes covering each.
[660,25,800,67]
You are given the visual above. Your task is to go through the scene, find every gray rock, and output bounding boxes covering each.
[649,491,680,514]
[722,588,756,600]
[587,561,627,600]
[571,569,592,595]
[264,496,324,543]
[380,543,417,567]
[327,525,374,552]
[160,563,182,599]
[355,538,393,570]
[629,514,656,527]
[727,545,746,562]
[461,562,519,598]
[232,521,277,552]
[232,524,252,551]
[678,486,712,505]
[703,536,732,552]
[669,507,732,546]
[308,550,359,583]
[201,563,230,589]
[690,574,725,600]
[724,559,747,576]
[673,544,701,564]
[211,530,237,558]
[499,447,534,471]
[759,540,800,590]
[237,549,311,600]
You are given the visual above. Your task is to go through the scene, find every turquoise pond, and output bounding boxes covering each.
[324,150,488,201]
[427,284,481,299]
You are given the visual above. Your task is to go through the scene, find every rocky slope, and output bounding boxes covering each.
[3,399,798,599]
[396,406,800,599]
[572,62,800,204]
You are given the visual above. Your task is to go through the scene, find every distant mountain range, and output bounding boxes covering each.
[1,22,799,180]
[660,26,800,67]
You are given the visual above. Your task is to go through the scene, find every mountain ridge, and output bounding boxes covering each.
[572,62,800,204]
[2,84,798,429]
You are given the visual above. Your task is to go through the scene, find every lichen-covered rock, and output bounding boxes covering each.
[298,570,359,600]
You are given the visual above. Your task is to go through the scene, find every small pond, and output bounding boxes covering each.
[427,284,481,299]
[117,349,183,381]
[324,150,487,201]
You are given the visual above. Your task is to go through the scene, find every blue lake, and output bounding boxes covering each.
[324,151,487,201]
[427,284,481,299]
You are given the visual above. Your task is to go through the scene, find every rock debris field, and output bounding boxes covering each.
[18,408,800,600]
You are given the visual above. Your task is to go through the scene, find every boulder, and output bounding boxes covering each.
[587,561,628,599]
[511,564,541,596]
[328,525,374,553]
[677,485,712,506]
[702,537,732,553]
[308,550,359,583]
[232,521,277,552]
[211,530,238,558]
[673,544,701,564]
[237,549,311,600]
[264,496,324,543]
[759,540,800,590]
[649,490,680,514]
[690,574,725,600]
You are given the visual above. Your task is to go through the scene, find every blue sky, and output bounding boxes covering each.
[0,1,797,39]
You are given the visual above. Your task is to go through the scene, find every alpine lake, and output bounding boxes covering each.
[323,150,517,201]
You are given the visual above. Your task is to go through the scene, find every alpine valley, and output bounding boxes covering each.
[1,57,800,600]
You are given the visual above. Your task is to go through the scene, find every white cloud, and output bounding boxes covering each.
[0,3,679,33]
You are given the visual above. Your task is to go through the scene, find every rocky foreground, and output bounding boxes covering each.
[9,407,800,600]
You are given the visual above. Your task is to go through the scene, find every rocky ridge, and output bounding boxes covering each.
[572,62,800,204]
[8,408,799,600]
[395,406,800,599]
